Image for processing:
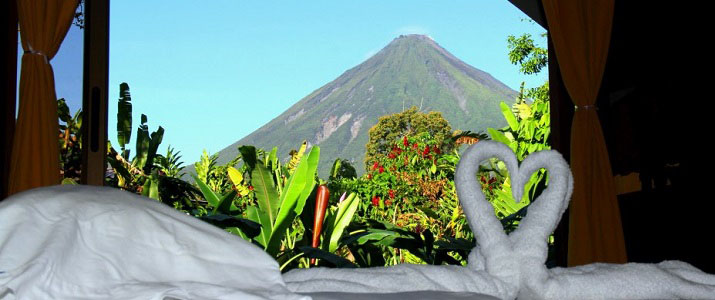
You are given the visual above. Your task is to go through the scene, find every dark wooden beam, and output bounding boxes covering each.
[1,0,18,200]
[507,0,548,29]
[81,0,109,186]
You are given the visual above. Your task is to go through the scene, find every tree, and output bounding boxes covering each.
[365,107,452,171]
[506,33,547,75]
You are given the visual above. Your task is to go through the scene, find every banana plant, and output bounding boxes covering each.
[320,192,361,253]
[58,98,83,182]
[243,145,321,256]
[106,82,165,200]
[192,173,261,241]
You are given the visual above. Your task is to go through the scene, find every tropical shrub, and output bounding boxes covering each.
[364,107,452,171]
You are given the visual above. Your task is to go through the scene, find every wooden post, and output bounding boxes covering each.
[1,0,18,199]
[81,0,110,186]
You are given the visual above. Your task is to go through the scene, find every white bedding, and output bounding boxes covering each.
[0,185,306,300]
[3,142,714,299]
[0,186,496,300]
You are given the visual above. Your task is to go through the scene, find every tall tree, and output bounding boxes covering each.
[364,107,452,171]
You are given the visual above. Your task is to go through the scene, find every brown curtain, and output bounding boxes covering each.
[542,0,627,265]
[8,0,78,195]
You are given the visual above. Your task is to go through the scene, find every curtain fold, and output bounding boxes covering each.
[8,0,78,195]
[542,0,627,265]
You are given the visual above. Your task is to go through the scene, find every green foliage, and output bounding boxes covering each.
[154,146,185,178]
[507,33,548,75]
[365,107,452,171]
[104,83,193,207]
[330,158,357,181]
[484,28,551,232]
[240,145,321,256]
[321,192,361,253]
[58,98,82,182]
[117,82,132,158]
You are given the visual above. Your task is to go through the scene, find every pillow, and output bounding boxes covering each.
[0,185,307,300]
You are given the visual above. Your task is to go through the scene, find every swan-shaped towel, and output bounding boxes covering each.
[285,141,715,299]
[285,141,570,299]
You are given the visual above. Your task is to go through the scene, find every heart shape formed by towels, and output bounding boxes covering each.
[455,141,573,284]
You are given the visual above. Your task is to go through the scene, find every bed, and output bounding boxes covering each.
[2,142,714,299]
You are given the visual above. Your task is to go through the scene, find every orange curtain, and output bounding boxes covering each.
[8,0,78,195]
[542,0,627,265]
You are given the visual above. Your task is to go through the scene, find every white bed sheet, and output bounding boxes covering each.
[0,185,306,300]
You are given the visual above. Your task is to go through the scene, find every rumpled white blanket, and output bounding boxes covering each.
[0,185,307,300]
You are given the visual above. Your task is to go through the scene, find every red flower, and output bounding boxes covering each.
[423,145,430,156]
[371,196,380,206]
[488,177,496,184]
[388,189,395,199]
[403,136,409,147]
[385,199,392,206]
[388,153,396,159]
[480,176,486,183]
[413,143,419,150]
[433,146,441,154]
[367,174,373,180]
[378,166,384,173]
[248,185,254,191]
[372,161,379,170]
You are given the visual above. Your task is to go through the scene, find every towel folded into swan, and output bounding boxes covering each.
[285,141,715,299]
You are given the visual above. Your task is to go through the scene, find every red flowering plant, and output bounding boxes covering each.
[350,131,464,238]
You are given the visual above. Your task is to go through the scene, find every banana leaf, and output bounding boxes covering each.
[200,214,261,238]
[500,102,518,131]
[266,146,320,255]
[57,98,71,123]
[322,193,360,252]
[267,147,278,169]
[252,163,279,227]
[141,174,160,200]
[295,146,320,216]
[134,114,150,169]
[347,243,385,267]
[192,174,219,207]
[144,126,165,174]
[246,206,271,247]
[239,146,257,170]
[117,82,132,150]
[216,190,238,214]
[298,246,356,268]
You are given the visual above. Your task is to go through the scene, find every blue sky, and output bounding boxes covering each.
[44,1,547,163]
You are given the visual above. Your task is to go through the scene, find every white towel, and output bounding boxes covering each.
[286,141,715,299]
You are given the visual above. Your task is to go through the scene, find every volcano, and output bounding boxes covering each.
[215,34,517,176]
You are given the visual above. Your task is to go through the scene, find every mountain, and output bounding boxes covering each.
[211,34,517,177]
